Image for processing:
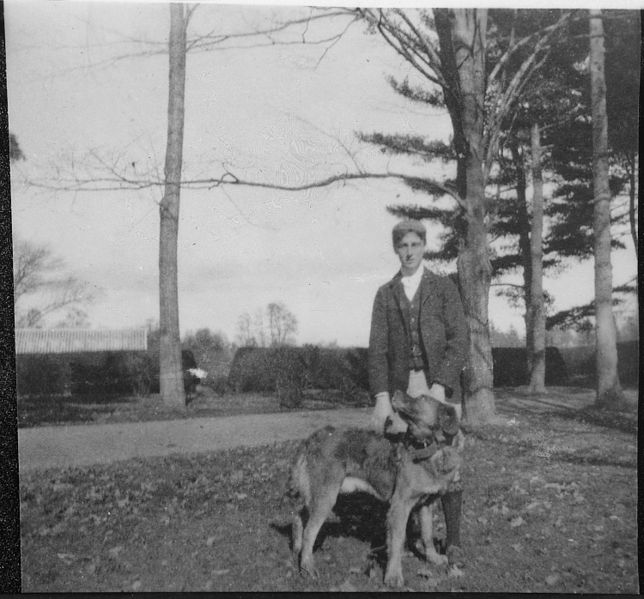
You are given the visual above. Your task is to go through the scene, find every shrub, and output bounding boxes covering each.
[227,346,371,396]
[205,374,230,396]
[492,347,568,387]
[16,354,70,397]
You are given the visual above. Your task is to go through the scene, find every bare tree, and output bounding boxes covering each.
[158,3,189,410]
[267,301,298,346]
[588,10,624,409]
[527,123,545,393]
[236,312,257,347]
[13,238,96,328]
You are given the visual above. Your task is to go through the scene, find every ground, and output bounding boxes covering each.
[19,387,638,592]
[17,387,359,428]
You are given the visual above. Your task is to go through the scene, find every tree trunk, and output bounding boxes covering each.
[527,123,546,393]
[627,155,637,257]
[589,10,623,408]
[159,3,187,409]
[443,9,496,424]
[510,141,533,374]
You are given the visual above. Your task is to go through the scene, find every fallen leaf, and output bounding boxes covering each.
[338,580,357,592]
[52,483,73,493]
[511,543,522,553]
[510,516,525,528]
[108,546,124,558]
[206,536,217,547]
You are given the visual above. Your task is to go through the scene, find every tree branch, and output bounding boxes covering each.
[28,168,466,208]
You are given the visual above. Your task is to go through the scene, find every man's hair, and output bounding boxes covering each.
[392,219,427,248]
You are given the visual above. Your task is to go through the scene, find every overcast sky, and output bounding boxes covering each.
[6,2,638,346]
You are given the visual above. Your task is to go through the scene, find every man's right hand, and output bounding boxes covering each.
[370,392,393,432]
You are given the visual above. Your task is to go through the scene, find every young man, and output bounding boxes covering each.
[368,218,468,564]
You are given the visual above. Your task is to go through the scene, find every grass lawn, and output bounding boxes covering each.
[20,390,638,592]
[17,387,361,428]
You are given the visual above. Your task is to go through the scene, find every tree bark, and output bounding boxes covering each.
[440,9,496,424]
[159,3,187,409]
[627,155,637,257]
[510,141,533,373]
[527,122,546,393]
[588,9,623,408]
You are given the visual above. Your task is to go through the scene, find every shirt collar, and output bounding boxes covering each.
[401,265,424,286]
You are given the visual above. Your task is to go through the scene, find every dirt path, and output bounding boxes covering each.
[18,407,372,472]
[18,387,636,473]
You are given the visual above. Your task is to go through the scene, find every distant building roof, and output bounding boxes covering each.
[15,328,148,355]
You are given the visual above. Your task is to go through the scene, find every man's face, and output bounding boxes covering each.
[396,231,425,275]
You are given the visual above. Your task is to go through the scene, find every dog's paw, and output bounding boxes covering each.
[299,557,319,579]
[425,551,448,566]
[384,567,405,588]
[446,545,465,568]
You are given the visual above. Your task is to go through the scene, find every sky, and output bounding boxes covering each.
[6,2,639,347]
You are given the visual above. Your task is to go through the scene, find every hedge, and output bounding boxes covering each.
[228,346,368,393]
[559,340,638,387]
[16,349,199,399]
[229,345,574,393]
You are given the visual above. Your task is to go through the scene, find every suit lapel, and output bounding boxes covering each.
[420,268,438,307]
[390,274,409,329]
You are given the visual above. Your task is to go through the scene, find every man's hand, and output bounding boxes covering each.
[428,383,446,403]
[370,392,393,432]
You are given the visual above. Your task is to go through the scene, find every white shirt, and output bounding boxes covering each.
[401,266,424,301]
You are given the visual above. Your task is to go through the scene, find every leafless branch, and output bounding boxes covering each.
[491,282,524,289]
[28,168,466,208]
[488,12,575,83]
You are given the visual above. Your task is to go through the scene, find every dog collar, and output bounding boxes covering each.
[405,435,440,463]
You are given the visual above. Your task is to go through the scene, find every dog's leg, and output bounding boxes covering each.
[292,506,305,557]
[299,480,341,579]
[383,493,414,588]
[419,503,448,566]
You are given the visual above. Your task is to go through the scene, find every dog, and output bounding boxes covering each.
[286,390,463,588]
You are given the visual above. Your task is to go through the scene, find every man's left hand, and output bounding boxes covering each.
[428,383,446,403]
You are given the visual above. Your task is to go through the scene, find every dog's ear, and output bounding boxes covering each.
[438,403,459,436]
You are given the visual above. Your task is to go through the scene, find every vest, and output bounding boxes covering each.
[401,286,425,370]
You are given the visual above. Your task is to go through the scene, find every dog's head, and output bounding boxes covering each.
[389,390,460,443]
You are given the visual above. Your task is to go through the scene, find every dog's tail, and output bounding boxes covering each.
[281,452,311,508]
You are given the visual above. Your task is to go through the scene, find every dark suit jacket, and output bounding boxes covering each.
[368,267,468,401]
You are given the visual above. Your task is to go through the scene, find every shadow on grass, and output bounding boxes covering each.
[556,406,637,435]
[494,387,637,435]
[271,493,389,571]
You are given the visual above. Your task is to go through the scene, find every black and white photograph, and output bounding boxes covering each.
[4,0,639,592]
